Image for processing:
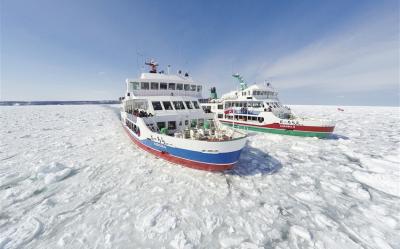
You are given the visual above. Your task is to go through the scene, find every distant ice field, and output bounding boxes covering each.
[0,104,399,249]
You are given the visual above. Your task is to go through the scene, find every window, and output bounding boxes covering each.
[190,119,197,127]
[173,101,185,110]
[190,85,196,91]
[162,101,174,110]
[197,85,202,92]
[217,104,223,110]
[160,83,168,90]
[192,101,200,109]
[184,84,190,91]
[218,114,223,118]
[168,83,176,90]
[152,101,163,110]
[185,120,189,126]
[131,82,140,90]
[151,82,158,90]
[157,122,166,130]
[168,121,176,130]
[198,119,204,127]
[185,101,193,109]
[141,82,149,90]
[177,83,183,90]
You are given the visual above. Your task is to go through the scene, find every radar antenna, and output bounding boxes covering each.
[145,59,159,73]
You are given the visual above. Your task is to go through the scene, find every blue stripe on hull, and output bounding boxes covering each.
[139,138,242,165]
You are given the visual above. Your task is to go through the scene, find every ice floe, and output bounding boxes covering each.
[0,104,399,248]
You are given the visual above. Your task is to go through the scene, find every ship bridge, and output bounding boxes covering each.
[221,84,278,101]
[126,73,203,98]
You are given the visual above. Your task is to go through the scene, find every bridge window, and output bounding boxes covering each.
[173,101,185,110]
[141,82,149,90]
[177,83,183,90]
[151,82,159,90]
[130,82,140,90]
[168,83,176,90]
[152,101,163,111]
[190,85,196,91]
[185,101,193,109]
[162,101,174,110]
[192,101,200,109]
[197,85,202,92]
[184,84,190,91]
[160,83,167,90]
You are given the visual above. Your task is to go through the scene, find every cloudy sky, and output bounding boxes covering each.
[1,0,399,105]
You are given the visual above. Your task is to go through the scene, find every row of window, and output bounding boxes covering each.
[156,118,206,130]
[203,101,281,109]
[225,115,264,122]
[152,100,200,111]
[130,82,202,92]
[240,90,277,97]
[225,102,263,108]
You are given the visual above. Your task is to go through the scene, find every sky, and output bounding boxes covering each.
[1,0,399,106]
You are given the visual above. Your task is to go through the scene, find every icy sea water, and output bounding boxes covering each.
[0,105,399,249]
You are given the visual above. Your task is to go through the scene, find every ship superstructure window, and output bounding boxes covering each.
[141,82,149,90]
[152,101,163,111]
[173,101,185,110]
[160,83,168,90]
[177,83,183,90]
[184,84,190,91]
[192,101,200,109]
[151,82,159,90]
[168,83,176,90]
[217,104,223,110]
[157,122,166,130]
[162,101,174,110]
[184,101,193,109]
[197,85,202,92]
[168,121,176,130]
[131,82,140,90]
[190,85,196,91]
[198,119,204,126]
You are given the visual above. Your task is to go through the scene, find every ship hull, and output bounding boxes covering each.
[123,124,243,171]
[220,120,334,138]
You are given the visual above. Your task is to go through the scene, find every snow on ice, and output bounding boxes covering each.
[0,104,399,248]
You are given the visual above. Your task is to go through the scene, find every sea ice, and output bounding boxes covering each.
[0,104,399,248]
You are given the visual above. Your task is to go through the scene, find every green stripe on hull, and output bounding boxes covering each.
[222,122,330,138]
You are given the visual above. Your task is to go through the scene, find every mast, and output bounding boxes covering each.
[232,73,247,90]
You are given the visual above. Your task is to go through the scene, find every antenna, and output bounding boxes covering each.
[145,59,159,73]
[167,65,171,75]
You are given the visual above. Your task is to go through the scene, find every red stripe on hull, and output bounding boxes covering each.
[221,120,334,133]
[123,126,234,171]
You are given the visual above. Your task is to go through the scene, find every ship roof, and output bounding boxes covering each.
[127,73,196,84]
